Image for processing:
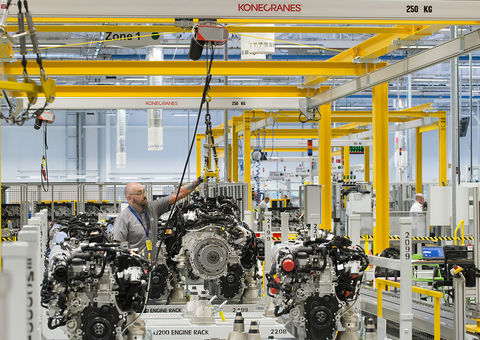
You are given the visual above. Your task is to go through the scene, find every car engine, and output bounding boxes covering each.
[166,193,263,301]
[41,216,151,340]
[267,231,369,340]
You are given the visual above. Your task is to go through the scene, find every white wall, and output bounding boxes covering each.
[1,109,478,185]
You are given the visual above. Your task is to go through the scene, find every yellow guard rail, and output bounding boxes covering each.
[376,278,443,340]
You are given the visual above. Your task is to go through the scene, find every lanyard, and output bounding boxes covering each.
[128,206,150,238]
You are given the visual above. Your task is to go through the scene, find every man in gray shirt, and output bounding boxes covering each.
[112,178,202,260]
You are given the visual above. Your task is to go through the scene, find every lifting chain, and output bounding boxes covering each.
[203,97,219,181]
[0,0,55,125]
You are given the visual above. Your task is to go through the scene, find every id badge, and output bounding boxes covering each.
[146,240,152,251]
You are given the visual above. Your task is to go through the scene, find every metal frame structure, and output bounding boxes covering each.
[199,106,447,252]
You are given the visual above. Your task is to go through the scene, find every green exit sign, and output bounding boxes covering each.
[349,146,364,154]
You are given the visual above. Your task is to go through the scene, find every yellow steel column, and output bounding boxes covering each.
[364,146,370,182]
[196,134,203,178]
[228,144,232,181]
[319,102,332,231]
[343,146,350,179]
[232,129,239,182]
[415,127,423,193]
[243,113,252,210]
[439,117,447,186]
[373,83,390,255]
[0,118,1,270]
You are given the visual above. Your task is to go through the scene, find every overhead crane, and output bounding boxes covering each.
[17,0,480,21]
[0,9,472,256]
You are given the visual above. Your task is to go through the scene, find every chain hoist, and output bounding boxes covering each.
[203,96,220,182]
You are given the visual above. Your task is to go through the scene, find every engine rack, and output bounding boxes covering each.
[143,308,294,340]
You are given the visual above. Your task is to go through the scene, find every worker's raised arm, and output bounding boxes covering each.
[168,176,203,204]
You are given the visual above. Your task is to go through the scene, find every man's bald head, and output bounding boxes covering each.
[416,193,425,204]
[125,182,148,209]
[124,182,144,197]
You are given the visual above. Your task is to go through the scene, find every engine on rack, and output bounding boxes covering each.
[41,215,151,340]
[267,231,369,340]
[165,193,263,301]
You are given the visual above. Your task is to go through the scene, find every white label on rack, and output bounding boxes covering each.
[145,306,183,313]
[152,329,210,336]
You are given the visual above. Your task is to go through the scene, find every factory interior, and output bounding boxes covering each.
[2,1,480,339]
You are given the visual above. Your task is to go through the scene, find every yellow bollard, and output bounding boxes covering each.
[364,235,370,271]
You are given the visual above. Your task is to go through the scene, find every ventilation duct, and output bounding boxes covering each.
[147,46,164,151]
[116,109,127,168]
[240,25,275,60]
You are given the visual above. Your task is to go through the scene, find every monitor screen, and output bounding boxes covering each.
[422,246,445,259]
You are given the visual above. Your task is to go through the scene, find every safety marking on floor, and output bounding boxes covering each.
[1,237,17,242]
[358,235,474,241]
[263,235,475,242]
[255,231,474,242]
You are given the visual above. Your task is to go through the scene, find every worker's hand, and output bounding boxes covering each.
[196,176,204,184]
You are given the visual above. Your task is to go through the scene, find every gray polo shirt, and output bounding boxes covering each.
[112,197,170,254]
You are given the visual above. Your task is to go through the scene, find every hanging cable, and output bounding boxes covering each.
[156,45,215,262]
[1,0,54,126]
[299,107,321,124]
[252,131,262,205]
[41,123,49,192]
[270,112,278,157]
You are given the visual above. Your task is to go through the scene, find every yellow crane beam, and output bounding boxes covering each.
[4,60,382,77]
[213,128,365,138]
[304,24,445,86]
[211,109,445,133]
[11,85,321,98]
[0,80,41,93]
[5,24,413,35]
[240,109,445,119]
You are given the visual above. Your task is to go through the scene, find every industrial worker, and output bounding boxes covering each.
[112,177,203,258]
[259,196,270,211]
[410,193,425,212]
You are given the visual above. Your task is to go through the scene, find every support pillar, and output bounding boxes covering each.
[439,117,447,186]
[364,146,370,182]
[232,129,239,182]
[399,217,413,340]
[319,101,332,231]
[228,144,232,181]
[343,146,350,179]
[373,83,390,255]
[243,114,252,210]
[415,127,423,194]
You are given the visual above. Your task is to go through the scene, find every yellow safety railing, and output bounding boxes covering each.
[454,219,465,245]
[376,278,443,340]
